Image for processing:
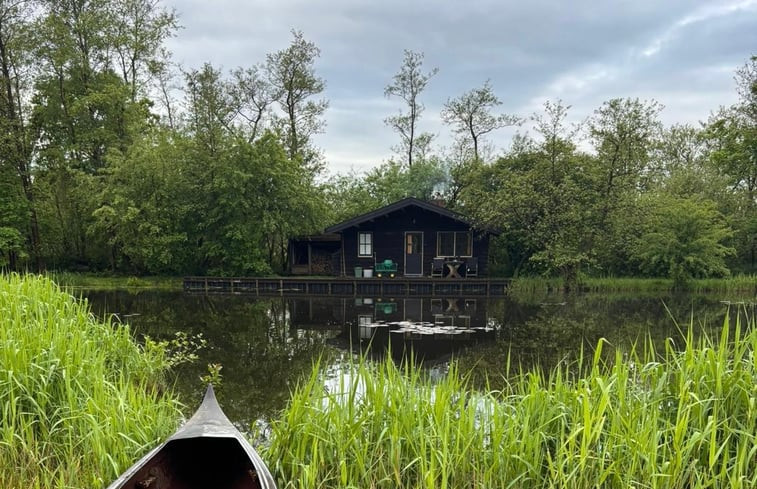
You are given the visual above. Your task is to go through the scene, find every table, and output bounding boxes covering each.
[444,259,464,278]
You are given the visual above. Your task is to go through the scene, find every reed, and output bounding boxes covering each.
[266,310,757,489]
[581,276,674,293]
[45,271,182,290]
[0,273,182,488]
[511,275,757,300]
[691,274,757,295]
[508,276,566,301]
[586,275,757,295]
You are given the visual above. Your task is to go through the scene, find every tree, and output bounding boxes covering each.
[441,81,519,162]
[266,30,328,173]
[703,56,757,272]
[460,101,595,286]
[384,50,438,167]
[0,0,41,269]
[633,196,735,287]
[587,98,663,274]
[230,64,274,142]
[323,158,449,224]
[183,63,236,154]
[26,0,176,268]
[92,127,194,273]
[111,0,178,102]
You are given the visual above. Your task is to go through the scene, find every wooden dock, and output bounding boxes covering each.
[183,276,510,297]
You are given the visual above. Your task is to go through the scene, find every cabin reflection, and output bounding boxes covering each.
[289,297,495,360]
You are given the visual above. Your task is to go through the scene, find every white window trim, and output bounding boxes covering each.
[358,232,373,257]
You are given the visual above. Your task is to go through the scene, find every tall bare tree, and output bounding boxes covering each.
[230,64,274,143]
[384,50,438,167]
[441,81,519,162]
[266,30,328,173]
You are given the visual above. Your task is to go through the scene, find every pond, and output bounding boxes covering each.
[81,290,752,429]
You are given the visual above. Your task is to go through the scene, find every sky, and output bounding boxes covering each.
[163,0,757,176]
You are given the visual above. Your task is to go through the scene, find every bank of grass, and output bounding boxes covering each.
[0,273,182,488]
[45,271,182,290]
[266,311,756,488]
[509,275,757,299]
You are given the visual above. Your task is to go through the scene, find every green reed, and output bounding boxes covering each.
[510,275,757,301]
[266,310,756,488]
[0,273,182,488]
[45,271,182,290]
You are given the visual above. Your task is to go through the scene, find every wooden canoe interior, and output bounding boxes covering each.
[118,437,263,489]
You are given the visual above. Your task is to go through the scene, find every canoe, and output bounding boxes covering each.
[107,385,277,489]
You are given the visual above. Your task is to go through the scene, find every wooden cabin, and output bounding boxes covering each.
[289,198,494,277]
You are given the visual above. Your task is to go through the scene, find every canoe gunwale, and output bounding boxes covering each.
[106,385,277,489]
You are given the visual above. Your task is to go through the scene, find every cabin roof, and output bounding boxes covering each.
[325,197,474,233]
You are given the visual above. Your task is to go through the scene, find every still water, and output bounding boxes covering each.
[82,290,751,427]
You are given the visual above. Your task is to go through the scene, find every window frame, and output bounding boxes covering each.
[358,232,373,257]
[436,231,472,257]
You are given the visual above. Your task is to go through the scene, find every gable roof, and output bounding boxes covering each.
[325,197,474,233]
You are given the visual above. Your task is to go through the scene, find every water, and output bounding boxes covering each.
[81,290,751,428]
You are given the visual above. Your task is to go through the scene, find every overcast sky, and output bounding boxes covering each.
[163,0,757,176]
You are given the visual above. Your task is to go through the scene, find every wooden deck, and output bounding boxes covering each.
[183,276,510,297]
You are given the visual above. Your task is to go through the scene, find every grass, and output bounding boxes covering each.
[509,275,757,301]
[265,309,756,488]
[0,273,183,488]
[45,271,182,290]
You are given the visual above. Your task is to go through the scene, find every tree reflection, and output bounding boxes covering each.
[84,291,334,427]
[83,290,749,424]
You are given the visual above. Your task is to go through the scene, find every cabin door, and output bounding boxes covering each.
[404,232,423,276]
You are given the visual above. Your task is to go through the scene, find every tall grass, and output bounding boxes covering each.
[691,274,757,295]
[0,273,182,488]
[508,276,567,297]
[582,275,757,295]
[45,271,182,290]
[509,275,757,301]
[266,311,756,488]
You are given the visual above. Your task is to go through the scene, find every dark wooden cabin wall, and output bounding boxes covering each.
[339,206,490,276]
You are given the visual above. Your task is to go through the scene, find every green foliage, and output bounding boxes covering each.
[633,196,735,286]
[0,166,27,267]
[461,101,595,285]
[702,56,757,273]
[587,97,664,275]
[93,128,194,273]
[324,158,450,223]
[268,311,757,489]
[1,5,754,284]
[0,273,182,488]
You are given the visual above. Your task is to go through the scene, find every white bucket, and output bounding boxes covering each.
[363,268,373,278]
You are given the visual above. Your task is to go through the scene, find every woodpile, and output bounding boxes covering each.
[310,251,332,274]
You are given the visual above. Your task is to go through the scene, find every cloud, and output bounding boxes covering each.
[163,0,757,174]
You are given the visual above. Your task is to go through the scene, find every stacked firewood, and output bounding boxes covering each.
[311,252,332,274]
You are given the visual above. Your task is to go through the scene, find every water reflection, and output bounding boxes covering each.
[82,290,751,429]
[292,296,495,361]
[84,291,335,426]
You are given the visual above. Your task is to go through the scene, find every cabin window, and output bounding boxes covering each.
[436,232,471,257]
[358,232,373,257]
